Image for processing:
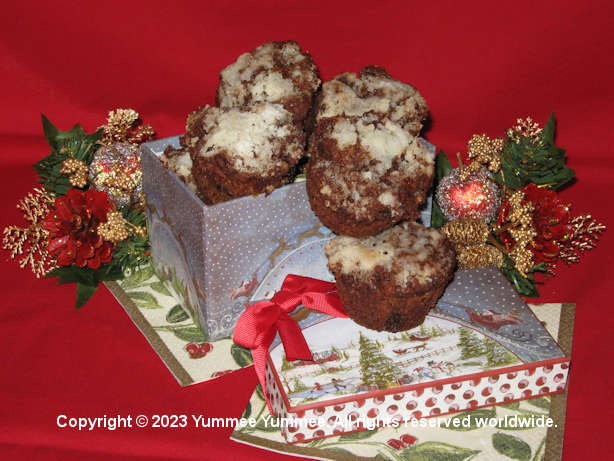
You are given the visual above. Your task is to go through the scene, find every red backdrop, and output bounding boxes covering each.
[1,1,613,459]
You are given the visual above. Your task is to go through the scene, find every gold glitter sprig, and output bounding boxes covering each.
[466,134,503,177]
[458,134,504,182]
[98,211,147,244]
[106,164,139,195]
[558,215,606,265]
[508,245,534,274]
[507,117,543,145]
[60,158,89,187]
[2,188,57,277]
[495,190,537,274]
[100,108,155,145]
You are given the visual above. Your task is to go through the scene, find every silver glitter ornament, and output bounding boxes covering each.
[89,142,143,208]
[435,166,500,222]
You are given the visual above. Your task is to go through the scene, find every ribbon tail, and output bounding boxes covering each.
[251,346,276,414]
[301,291,347,318]
[277,315,313,362]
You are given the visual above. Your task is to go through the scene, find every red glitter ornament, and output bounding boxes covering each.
[436,167,500,222]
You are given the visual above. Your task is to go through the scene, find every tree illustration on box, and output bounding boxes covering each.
[458,328,486,359]
[429,326,444,337]
[292,377,309,393]
[484,339,517,367]
[359,332,401,389]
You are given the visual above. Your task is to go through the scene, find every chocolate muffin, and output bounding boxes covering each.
[184,103,306,205]
[216,40,321,123]
[309,66,428,136]
[306,116,435,237]
[160,145,200,197]
[326,221,456,332]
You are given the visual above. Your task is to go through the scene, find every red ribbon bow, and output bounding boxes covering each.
[233,274,347,412]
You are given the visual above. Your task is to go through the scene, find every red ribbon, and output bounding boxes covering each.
[233,274,348,412]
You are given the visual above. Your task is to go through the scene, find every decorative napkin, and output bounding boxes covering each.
[105,263,253,386]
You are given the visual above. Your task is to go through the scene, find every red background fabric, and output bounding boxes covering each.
[1,1,612,459]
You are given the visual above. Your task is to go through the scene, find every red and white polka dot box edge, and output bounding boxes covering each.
[265,355,569,444]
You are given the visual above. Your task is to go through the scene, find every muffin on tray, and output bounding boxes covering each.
[184,102,306,205]
[216,40,321,123]
[306,115,435,237]
[325,221,456,332]
[309,66,428,136]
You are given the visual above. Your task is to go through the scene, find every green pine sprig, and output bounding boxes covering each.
[110,207,151,274]
[32,114,103,195]
[495,113,575,191]
[46,263,124,309]
[430,150,453,228]
[498,256,547,298]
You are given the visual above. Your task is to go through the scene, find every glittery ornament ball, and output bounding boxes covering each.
[89,143,143,208]
[435,166,500,222]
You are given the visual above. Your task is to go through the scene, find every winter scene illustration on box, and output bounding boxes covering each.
[269,315,524,407]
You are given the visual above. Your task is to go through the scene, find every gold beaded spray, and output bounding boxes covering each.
[460,134,504,182]
[2,188,57,277]
[558,215,606,266]
[97,211,146,244]
[60,158,89,188]
[507,117,543,145]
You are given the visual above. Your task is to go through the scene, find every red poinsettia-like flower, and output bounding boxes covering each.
[498,184,572,263]
[42,188,115,269]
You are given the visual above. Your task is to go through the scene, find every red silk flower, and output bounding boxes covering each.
[498,184,572,263]
[42,188,115,269]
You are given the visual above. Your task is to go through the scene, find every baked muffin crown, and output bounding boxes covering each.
[216,40,321,122]
[314,66,428,136]
[186,103,304,177]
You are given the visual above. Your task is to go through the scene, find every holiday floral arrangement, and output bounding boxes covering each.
[432,114,605,296]
[3,110,155,307]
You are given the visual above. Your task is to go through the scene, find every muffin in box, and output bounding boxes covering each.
[184,103,306,205]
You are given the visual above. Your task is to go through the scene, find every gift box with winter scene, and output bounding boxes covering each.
[263,268,570,444]
[141,136,323,341]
